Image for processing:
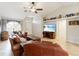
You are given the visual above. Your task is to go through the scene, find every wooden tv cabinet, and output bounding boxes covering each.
[43,31,55,39]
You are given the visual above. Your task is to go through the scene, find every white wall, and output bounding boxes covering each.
[48,4,79,18]
[56,19,67,41]
[32,14,43,38]
[0,17,1,33]
[67,17,79,44]
[1,19,7,31]
[21,17,33,35]
[43,20,56,25]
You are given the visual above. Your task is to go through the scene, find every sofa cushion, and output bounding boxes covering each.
[23,42,68,56]
[20,37,26,43]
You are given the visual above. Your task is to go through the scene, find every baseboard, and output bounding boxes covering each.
[67,40,79,45]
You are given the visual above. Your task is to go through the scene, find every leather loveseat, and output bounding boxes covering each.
[9,38,23,56]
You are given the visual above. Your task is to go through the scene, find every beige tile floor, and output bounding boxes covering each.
[0,40,13,56]
[0,38,79,56]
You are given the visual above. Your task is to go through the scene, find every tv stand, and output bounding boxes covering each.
[43,31,55,39]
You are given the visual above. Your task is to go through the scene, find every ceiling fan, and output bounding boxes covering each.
[24,2,43,13]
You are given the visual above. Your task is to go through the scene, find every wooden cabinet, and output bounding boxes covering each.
[1,31,9,41]
[43,31,55,39]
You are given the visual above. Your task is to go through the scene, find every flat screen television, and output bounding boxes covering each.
[43,24,56,32]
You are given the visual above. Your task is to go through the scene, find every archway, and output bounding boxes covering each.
[6,21,21,36]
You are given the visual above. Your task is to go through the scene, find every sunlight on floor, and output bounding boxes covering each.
[0,40,13,56]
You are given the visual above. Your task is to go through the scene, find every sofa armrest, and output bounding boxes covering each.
[12,44,21,50]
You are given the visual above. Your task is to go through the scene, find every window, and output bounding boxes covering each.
[6,21,21,35]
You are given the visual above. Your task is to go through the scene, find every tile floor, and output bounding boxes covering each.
[0,40,13,56]
[0,38,79,56]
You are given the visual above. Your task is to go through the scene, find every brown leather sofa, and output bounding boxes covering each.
[9,38,23,56]
[23,41,68,56]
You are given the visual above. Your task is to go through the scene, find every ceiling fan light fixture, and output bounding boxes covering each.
[31,8,36,12]
[31,6,36,12]
[24,2,43,13]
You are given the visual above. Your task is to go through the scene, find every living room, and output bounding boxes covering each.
[0,2,79,56]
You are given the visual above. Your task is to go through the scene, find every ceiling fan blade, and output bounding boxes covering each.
[24,10,27,12]
[36,8,43,11]
[35,11,38,13]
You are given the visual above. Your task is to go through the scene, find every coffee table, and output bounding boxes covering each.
[27,35,41,41]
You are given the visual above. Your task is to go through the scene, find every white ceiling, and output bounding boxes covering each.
[0,2,79,20]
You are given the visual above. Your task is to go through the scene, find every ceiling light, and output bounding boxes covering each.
[31,6,36,12]
[31,9,35,12]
